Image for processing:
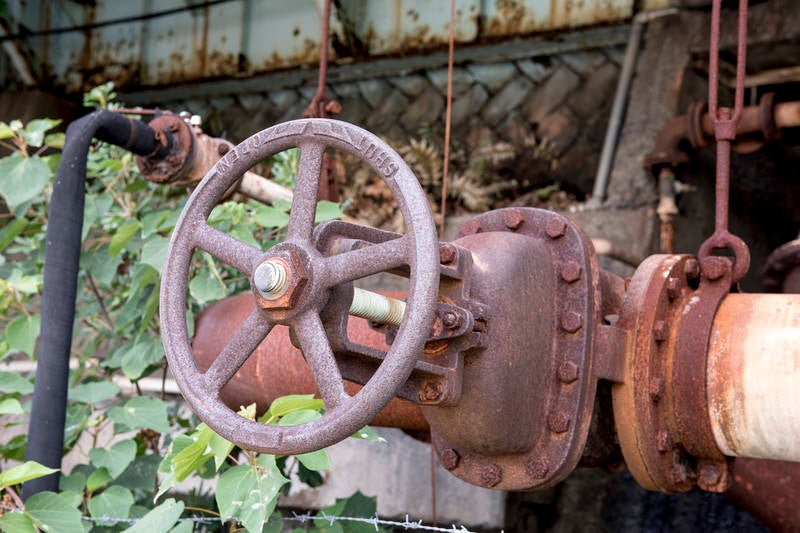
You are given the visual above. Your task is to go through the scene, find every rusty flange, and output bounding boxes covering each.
[135,113,194,183]
[429,207,601,491]
[613,254,733,493]
[763,238,800,293]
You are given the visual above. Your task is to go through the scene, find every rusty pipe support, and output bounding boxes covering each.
[707,293,800,462]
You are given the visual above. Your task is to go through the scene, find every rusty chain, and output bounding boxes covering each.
[697,0,751,284]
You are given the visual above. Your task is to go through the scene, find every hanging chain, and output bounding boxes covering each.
[302,0,341,202]
[696,0,751,284]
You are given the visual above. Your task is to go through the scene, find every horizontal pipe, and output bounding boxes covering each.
[707,293,800,461]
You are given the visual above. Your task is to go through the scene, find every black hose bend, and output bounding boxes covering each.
[23,110,163,499]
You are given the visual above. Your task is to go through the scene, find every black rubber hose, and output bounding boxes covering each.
[23,110,164,499]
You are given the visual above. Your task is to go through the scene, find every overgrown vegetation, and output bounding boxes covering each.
[0,83,382,532]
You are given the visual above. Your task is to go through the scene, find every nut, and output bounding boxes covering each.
[418,381,444,402]
[558,361,579,383]
[649,377,664,402]
[442,311,461,329]
[670,462,688,484]
[545,218,567,239]
[439,448,460,470]
[253,253,308,311]
[502,209,524,230]
[561,311,583,333]
[656,431,672,452]
[684,258,700,280]
[460,219,482,236]
[560,262,582,283]
[702,257,729,281]
[698,464,721,487]
[479,464,502,487]
[439,243,457,265]
[653,320,668,342]
[548,412,570,433]
[666,276,681,300]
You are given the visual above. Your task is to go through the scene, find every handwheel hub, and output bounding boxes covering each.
[252,251,309,311]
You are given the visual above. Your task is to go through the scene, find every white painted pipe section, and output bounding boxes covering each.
[349,287,406,327]
[707,293,800,461]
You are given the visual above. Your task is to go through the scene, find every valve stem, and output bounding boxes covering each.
[349,287,406,327]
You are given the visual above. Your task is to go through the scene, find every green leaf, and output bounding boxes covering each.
[44,132,65,149]
[169,522,194,533]
[123,498,184,533]
[0,154,51,209]
[120,337,164,381]
[21,119,61,148]
[0,122,14,139]
[5,313,40,357]
[169,426,214,482]
[88,485,134,526]
[68,380,120,404]
[189,268,226,303]
[351,425,387,443]
[314,201,344,224]
[89,440,136,479]
[0,371,34,394]
[316,491,380,533]
[63,403,91,449]
[0,512,36,533]
[208,428,235,471]
[0,461,58,488]
[263,394,324,422]
[0,217,28,252]
[296,449,330,472]
[278,409,321,426]
[107,396,170,434]
[81,246,121,287]
[0,435,27,461]
[86,468,112,492]
[140,236,170,271]
[216,456,288,533]
[0,397,23,415]
[114,454,161,491]
[109,221,141,257]
[254,205,290,228]
[25,491,83,533]
[59,471,87,493]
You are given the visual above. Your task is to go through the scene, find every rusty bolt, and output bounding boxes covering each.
[558,361,579,383]
[439,448,460,470]
[479,464,503,487]
[649,377,664,402]
[653,320,668,342]
[670,462,688,485]
[548,412,571,433]
[502,209,524,230]
[439,243,457,265]
[666,277,681,300]
[656,431,671,452]
[699,464,721,487]
[545,218,567,239]
[419,381,444,402]
[442,311,461,329]
[253,253,309,311]
[702,257,728,281]
[217,143,230,156]
[560,262,582,283]
[460,219,482,236]
[525,457,549,479]
[561,311,583,333]
[684,258,700,280]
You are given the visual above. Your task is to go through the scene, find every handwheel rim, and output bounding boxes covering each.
[160,119,438,454]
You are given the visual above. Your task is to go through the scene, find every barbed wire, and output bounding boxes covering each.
[0,504,480,532]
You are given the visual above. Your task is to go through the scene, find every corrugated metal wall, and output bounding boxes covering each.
[1,0,662,93]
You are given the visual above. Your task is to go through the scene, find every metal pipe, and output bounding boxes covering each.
[707,293,800,461]
[589,8,680,205]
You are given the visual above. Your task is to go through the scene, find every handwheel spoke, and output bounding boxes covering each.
[318,235,409,287]
[286,142,325,242]
[204,310,273,391]
[193,223,262,276]
[294,311,349,410]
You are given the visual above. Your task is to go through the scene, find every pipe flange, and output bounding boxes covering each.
[613,254,733,493]
[136,114,195,184]
[687,101,711,149]
[430,207,601,491]
[763,238,800,293]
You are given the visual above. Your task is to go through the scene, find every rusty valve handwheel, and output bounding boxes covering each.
[161,119,438,455]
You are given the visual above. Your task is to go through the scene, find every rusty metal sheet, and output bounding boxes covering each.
[481,0,632,37]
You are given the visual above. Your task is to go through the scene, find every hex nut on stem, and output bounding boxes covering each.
[548,412,571,433]
[545,218,567,239]
[525,457,549,479]
[439,243,457,265]
[558,361,579,383]
[560,262,582,283]
[439,448,460,470]
[561,311,583,333]
[479,464,503,487]
[503,209,524,230]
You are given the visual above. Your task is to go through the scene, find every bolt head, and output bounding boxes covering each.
[545,218,567,239]
[525,457,549,479]
[460,219,482,236]
[418,381,444,403]
[439,448,460,470]
[670,462,688,484]
[442,311,460,329]
[502,209,524,230]
[479,464,502,487]
[253,254,308,311]
[653,320,668,342]
[656,431,671,452]
[698,464,721,487]
[684,258,700,280]
[561,311,583,333]
[254,261,287,297]
[666,276,681,300]
[560,262,582,283]
[702,257,729,281]
[558,361,579,383]
[649,377,664,402]
[548,412,571,433]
